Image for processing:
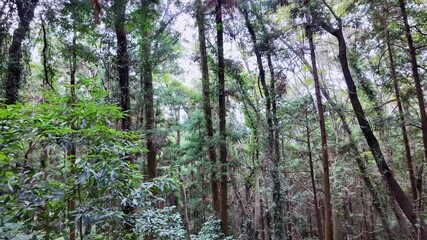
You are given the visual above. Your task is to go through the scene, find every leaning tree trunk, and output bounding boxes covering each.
[4,0,38,104]
[195,0,220,216]
[215,0,228,235]
[306,24,333,240]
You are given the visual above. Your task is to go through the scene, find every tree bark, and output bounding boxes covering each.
[398,0,427,164]
[416,167,424,240]
[143,30,156,180]
[306,25,333,240]
[114,1,137,237]
[215,0,228,235]
[305,110,323,240]
[4,0,38,104]
[254,169,262,239]
[195,0,220,216]
[114,0,131,131]
[180,176,191,240]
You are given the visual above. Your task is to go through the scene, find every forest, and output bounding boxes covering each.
[0,0,427,239]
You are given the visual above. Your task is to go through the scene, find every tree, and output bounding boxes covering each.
[380,3,417,201]
[311,2,426,238]
[4,0,38,104]
[215,0,228,235]
[398,0,427,165]
[195,0,220,216]
[239,2,288,238]
[114,0,132,132]
[1,0,427,239]
[305,23,332,240]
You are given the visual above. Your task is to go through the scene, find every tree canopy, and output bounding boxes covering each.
[1,0,427,239]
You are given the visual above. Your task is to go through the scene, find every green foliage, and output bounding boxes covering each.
[0,83,182,239]
[191,216,233,240]
[136,206,185,239]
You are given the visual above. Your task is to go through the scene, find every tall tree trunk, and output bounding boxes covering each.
[233,64,262,237]
[40,27,51,236]
[306,25,333,240]
[4,0,38,104]
[114,0,131,131]
[321,86,393,238]
[398,0,427,164]
[383,14,417,200]
[215,0,228,235]
[305,111,323,240]
[195,0,220,216]
[266,53,286,239]
[240,5,283,238]
[278,22,393,237]
[318,18,426,239]
[143,31,156,180]
[114,1,136,237]
[266,54,280,167]
[68,12,78,239]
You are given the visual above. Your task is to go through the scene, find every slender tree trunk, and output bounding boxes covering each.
[41,18,53,91]
[280,21,392,237]
[383,17,417,200]
[254,169,262,239]
[40,40,50,236]
[215,0,228,235]
[267,56,279,166]
[398,0,427,164]
[416,167,424,240]
[68,14,78,239]
[266,53,286,239]
[175,110,181,146]
[321,86,393,238]
[240,5,284,238]
[305,111,323,240]
[180,176,191,240]
[306,25,333,240]
[234,69,262,237]
[318,19,426,238]
[195,0,220,216]
[4,0,38,104]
